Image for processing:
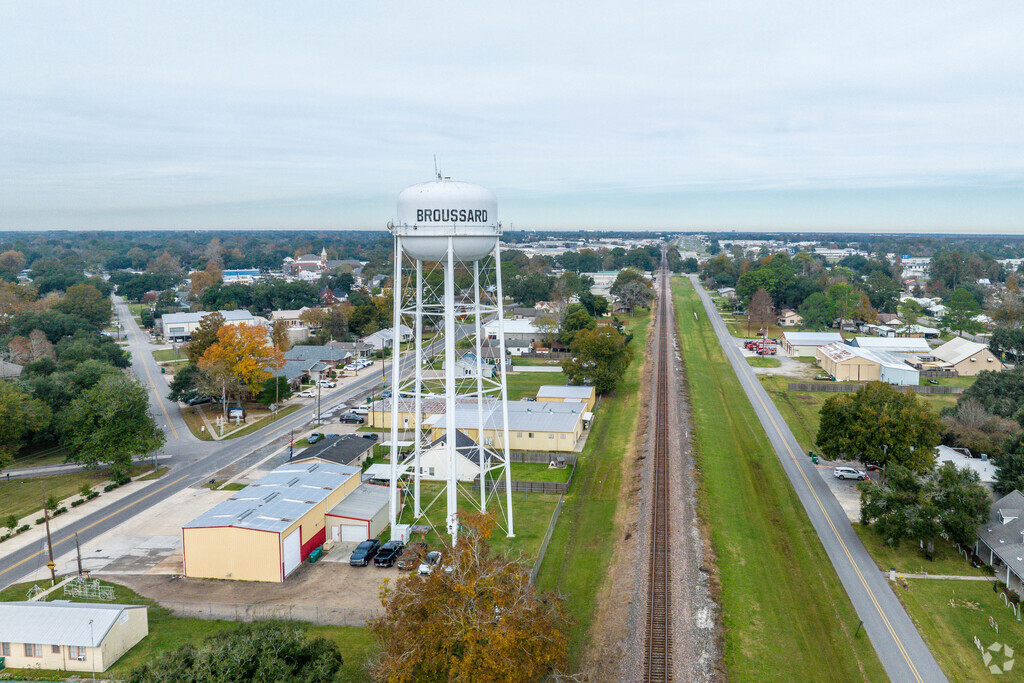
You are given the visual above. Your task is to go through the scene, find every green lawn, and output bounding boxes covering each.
[511,357,563,367]
[223,404,302,439]
[0,464,153,521]
[6,443,70,469]
[894,579,1022,681]
[919,376,977,387]
[0,580,376,682]
[152,348,187,362]
[536,310,651,666]
[394,482,560,562]
[852,524,990,577]
[745,356,781,368]
[504,371,568,401]
[674,279,885,680]
[509,462,573,483]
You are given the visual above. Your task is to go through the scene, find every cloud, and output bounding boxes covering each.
[0,1,1022,230]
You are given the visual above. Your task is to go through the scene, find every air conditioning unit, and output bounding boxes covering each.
[77,655,86,661]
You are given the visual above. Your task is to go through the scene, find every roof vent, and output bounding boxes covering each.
[286,477,300,487]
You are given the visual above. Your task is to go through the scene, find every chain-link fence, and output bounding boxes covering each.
[164,601,376,626]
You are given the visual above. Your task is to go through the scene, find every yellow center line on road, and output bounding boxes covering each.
[704,289,924,683]
[131,313,180,440]
[0,473,191,580]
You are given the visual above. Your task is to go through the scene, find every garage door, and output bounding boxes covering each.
[340,523,368,542]
[282,530,301,578]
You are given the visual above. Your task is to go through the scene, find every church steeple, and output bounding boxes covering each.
[320,247,328,266]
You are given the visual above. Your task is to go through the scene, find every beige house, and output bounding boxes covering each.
[777,309,803,327]
[183,461,361,582]
[930,337,1005,376]
[0,601,148,673]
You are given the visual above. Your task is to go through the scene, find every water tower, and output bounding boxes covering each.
[386,178,514,544]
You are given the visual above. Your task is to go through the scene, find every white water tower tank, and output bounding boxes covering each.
[394,179,500,262]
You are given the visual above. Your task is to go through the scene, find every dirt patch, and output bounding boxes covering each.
[106,556,392,613]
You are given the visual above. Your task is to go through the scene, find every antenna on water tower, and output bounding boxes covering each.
[434,155,441,180]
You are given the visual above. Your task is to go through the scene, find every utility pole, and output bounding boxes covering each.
[317,381,321,425]
[41,482,56,585]
[75,532,83,577]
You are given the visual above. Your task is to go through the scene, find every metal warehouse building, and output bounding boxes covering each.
[325,483,391,542]
[816,342,920,385]
[182,462,360,582]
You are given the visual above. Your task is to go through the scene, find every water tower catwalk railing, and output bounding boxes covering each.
[386,225,515,546]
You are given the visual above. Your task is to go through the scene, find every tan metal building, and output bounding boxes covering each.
[536,384,597,412]
[817,342,882,382]
[182,461,361,582]
[425,401,585,452]
[0,601,148,673]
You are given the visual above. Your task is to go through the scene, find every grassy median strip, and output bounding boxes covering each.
[673,279,886,680]
[535,310,650,665]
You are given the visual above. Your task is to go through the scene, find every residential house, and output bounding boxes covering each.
[270,307,315,343]
[362,325,413,351]
[976,491,1024,598]
[928,337,1005,376]
[777,309,803,327]
[327,340,374,359]
[0,601,148,673]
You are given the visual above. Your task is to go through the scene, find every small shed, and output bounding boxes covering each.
[536,384,597,411]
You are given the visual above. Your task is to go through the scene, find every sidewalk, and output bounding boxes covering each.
[4,455,173,480]
[887,572,993,581]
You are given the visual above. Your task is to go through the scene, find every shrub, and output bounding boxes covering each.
[86,491,99,500]
[103,483,117,492]
[71,499,84,507]
[17,525,30,533]
[53,507,67,515]
[79,483,94,498]
[36,517,46,525]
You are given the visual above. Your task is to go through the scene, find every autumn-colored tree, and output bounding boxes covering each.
[0,249,26,281]
[190,260,223,301]
[186,312,225,363]
[270,319,291,351]
[28,329,56,362]
[369,514,569,682]
[8,336,32,365]
[747,288,775,336]
[200,324,284,415]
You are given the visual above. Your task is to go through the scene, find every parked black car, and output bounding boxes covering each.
[349,539,381,567]
[374,540,405,567]
[339,413,365,424]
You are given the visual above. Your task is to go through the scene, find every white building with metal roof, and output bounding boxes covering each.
[424,400,586,452]
[0,601,148,672]
[182,461,361,582]
[929,337,1005,376]
[849,336,931,358]
[325,483,391,542]
[158,309,260,341]
[780,331,844,356]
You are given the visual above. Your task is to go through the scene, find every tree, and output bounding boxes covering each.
[8,336,32,365]
[747,288,775,335]
[199,324,284,414]
[0,382,51,470]
[611,269,653,314]
[942,287,983,335]
[53,283,112,327]
[318,307,349,342]
[990,326,1024,363]
[825,282,856,327]
[190,260,223,301]
[561,326,634,394]
[186,312,225,363]
[29,329,56,362]
[994,439,1024,496]
[369,514,568,682]
[899,299,924,329]
[941,398,1020,459]
[798,292,833,330]
[167,363,206,403]
[560,304,596,346]
[127,621,343,683]
[815,382,942,474]
[0,250,26,281]
[59,374,164,477]
[270,319,290,351]
[959,367,1024,424]
[859,462,988,553]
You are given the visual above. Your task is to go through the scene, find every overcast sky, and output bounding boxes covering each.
[1,2,1022,232]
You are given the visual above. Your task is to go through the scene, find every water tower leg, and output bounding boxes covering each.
[474,260,487,513]
[388,235,403,535]
[493,242,515,538]
[413,259,423,518]
[444,237,459,545]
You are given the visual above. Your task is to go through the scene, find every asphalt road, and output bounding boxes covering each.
[688,275,946,683]
[0,302,464,588]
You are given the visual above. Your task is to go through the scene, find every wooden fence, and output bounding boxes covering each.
[472,461,576,495]
[509,451,579,465]
[920,369,959,378]
[787,383,965,394]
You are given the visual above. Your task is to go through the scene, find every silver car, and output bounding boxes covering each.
[833,466,866,481]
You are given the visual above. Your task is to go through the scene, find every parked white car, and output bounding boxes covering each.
[317,380,337,388]
[833,466,866,481]
[297,389,316,398]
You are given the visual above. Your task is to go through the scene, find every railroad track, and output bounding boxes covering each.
[644,259,673,682]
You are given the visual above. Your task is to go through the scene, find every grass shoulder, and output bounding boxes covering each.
[0,464,155,521]
[745,356,781,368]
[673,278,885,680]
[535,310,651,666]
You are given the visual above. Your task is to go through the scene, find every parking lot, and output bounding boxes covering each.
[817,461,876,522]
